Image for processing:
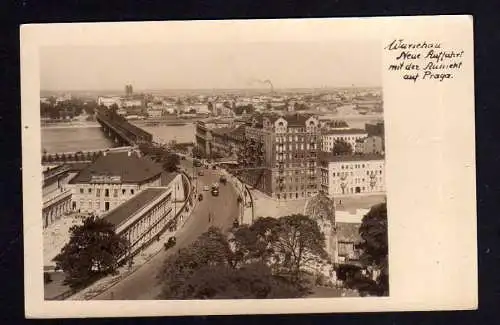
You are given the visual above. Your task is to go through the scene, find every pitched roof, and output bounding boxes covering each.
[319,152,385,163]
[283,114,312,127]
[103,187,168,228]
[323,128,368,135]
[69,151,163,184]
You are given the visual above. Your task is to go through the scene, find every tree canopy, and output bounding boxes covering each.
[332,139,353,156]
[159,214,329,299]
[162,152,181,172]
[358,202,388,296]
[53,216,129,289]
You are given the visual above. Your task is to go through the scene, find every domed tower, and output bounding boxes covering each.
[304,191,336,259]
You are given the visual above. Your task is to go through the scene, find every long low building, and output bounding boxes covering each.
[102,174,186,259]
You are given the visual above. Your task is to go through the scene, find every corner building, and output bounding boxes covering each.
[69,150,164,215]
[241,113,321,200]
[319,152,385,197]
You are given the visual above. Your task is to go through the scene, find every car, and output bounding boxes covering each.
[220,176,227,184]
[211,188,219,196]
[198,193,203,201]
[203,185,210,191]
[164,236,176,250]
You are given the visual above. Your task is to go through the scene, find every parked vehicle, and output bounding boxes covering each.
[220,175,227,185]
[203,185,210,191]
[233,218,239,228]
[211,183,219,196]
[193,160,202,167]
[164,236,176,250]
[198,193,203,201]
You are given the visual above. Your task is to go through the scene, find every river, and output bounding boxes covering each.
[41,124,196,153]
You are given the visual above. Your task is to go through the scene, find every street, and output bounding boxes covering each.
[92,159,239,300]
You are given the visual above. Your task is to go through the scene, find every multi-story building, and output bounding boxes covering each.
[321,128,368,153]
[68,150,165,215]
[319,153,385,197]
[354,135,384,155]
[239,113,321,200]
[209,125,246,158]
[103,173,186,259]
[98,96,122,108]
[195,119,237,157]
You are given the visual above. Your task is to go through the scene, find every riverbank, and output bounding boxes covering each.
[41,121,100,129]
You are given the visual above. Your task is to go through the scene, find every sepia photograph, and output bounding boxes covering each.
[40,40,387,301]
[22,16,476,317]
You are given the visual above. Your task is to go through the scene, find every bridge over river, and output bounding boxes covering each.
[95,108,153,146]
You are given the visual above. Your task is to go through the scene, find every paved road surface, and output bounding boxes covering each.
[92,160,239,300]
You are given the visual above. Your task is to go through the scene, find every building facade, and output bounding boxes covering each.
[240,113,321,200]
[103,174,186,259]
[319,153,385,197]
[69,150,164,215]
[321,129,368,153]
[42,165,74,228]
[354,135,384,155]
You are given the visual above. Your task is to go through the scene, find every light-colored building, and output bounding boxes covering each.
[68,150,164,215]
[319,153,385,197]
[321,128,368,152]
[147,108,163,118]
[103,174,186,259]
[42,165,73,228]
[121,99,143,108]
[98,96,122,108]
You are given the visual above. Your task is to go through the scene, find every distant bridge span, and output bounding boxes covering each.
[95,109,153,146]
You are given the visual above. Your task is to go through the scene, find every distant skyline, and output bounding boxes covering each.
[40,41,381,91]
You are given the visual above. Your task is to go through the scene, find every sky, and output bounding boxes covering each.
[40,41,381,91]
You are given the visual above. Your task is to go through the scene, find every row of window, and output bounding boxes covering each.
[276,143,317,151]
[336,163,384,170]
[276,191,316,200]
[275,135,318,143]
[331,170,383,177]
[79,187,135,197]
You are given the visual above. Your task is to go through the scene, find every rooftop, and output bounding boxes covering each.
[69,151,163,184]
[103,187,168,228]
[336,222,362,243]
[319,152,385,163]
[323,128,368,135]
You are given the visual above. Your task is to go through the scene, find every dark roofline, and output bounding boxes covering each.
[323,128,368,135]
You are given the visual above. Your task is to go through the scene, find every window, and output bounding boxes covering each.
[96,189,100,197]
[105,189,109,197]
[131,189,135,195]
[122,189,126,195]
[88,188,92,194]
[79,188,84,194]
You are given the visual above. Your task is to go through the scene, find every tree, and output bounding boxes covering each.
[53,216,129,289]
[162,152,180,172]
[159,227,303,299]
[358,202,389,296]
[269,214,328,282]
[332,139,353,156]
